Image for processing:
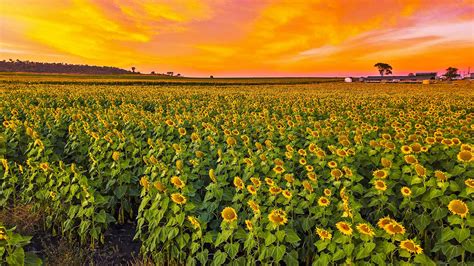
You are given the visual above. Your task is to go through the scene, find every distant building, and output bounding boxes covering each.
[470,73,474,79]
[166,71,174,76]
[344,77,353,82]
[361,72,437,83]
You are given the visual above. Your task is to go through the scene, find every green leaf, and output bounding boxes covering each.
[343,243,354,256]
[315,240,330,252]
[6,247,25,266]
[265,234,276,246]
[442,244,463,260]
[356,242,376,260]
[462,238,474,253]
[167,227,179,240]
[440,227,455,243]
[224,243,239,259]
[196,250,209,265]
[95,210,107,223]
[431,207,448,221]
[313,253,330,266]
[274,245,286,262]
[285,229,300,244]
[454,228,470,243]
[283,250,298,266]
[332,249,345,261]
[413,254,436,265]
[371,253,386,265]
[211,250,228,266]
[414,214,430,232]
[275,230,286,242]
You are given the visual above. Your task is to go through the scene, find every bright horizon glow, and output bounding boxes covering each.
[1,0,473,77]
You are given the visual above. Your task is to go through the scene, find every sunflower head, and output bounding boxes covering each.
[457,150,473,163]
[401,186,412,197]
[268,209,288,226]
[465,179,474,188]
[377,216,394,229]
[245,220,254,231]
[269,186,282,195]
[318,197,330,207]
[171,176,185,189]
[247,200,260,214]
[356,223,375,237]
[400,239,423,254]
[404,155,418,165]
[247,185,257,195]
[373,169,388,179]
[374,180,387,191]
[273,165,285,174]
[336,221,353,236]
[282,190,292,199]
[384,221,405,235]
[188,216,200,229]
[171,193,187,205]
[302,181,313,193]
[221,207,238,223]
[448,199,469,218]
[324,188,332,197]
[316,227,332,241]
[233,176,244,190]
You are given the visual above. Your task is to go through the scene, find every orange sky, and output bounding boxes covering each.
[1,0,473,77]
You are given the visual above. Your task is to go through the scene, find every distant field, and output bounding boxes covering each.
[1,79,473,265]
[0,72,342,85]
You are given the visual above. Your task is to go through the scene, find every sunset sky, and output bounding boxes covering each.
[1,0,473,77]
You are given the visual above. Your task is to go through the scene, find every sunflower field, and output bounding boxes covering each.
[1,81,473,265]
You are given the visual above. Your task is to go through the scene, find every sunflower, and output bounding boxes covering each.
[171,176,185,189]
[221,207,238,223]
[39,162,50,172]
[316,228,332,241]
[457,150,473,163]
[265,177,274,186]
[401,145,412,154]
[330,169,343,180]
[465,179,474,188]
[324,188,332,197]
[269,186,282,195]
[302,180,313,193]
[247,200,260,214]
[178,127,186,136]
[284,174,295,183]
[305,165,314,172]
[296,158,307,168]
[448,199,469,218]
[273,165,285,174]
[380,158,392,168]
[282,190,292,199]
[328,161,337,168]
[318,197,330,207]
[209,169,217,183]
[384,221,405,235]
[404,155,418,165]
[401,187,412,197]
[373,169,388,179]
[226,136,237,146]
[377,216,394,229]
[245,220,254,231]
[233,176,244,190]
[414,164,426,177]
[356,223,375,237]
[336,221,353,236]
[188,216,200,229]
[176,160,184,170]
[435,170,448,182]
[111,151,121,162]
[171,193,187,205]
[374,180,387,191]
[410,143,422,153]
[400,239,423,254]
[247,185,257,195]
[268,209,288,226]
[298,149,307,156]
[153,181,166,192]
[307,172,317,181]
[250,177,261,188]
[425,137,435,144]
[140,176,150,190]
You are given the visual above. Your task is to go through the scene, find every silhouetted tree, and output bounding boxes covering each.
[444,67,459,80]
[131,67,136,73]
[374,63,393,76]
[0,59,132,74]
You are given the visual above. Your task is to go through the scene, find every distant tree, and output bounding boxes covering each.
[210,75,214,79]
[408,73,414,76]
[150,71,155,75]
[444,67,459,80]
[374,63,393,76]
[131,67,136,73]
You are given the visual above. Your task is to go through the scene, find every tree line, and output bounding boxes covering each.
[0,59,133,75]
